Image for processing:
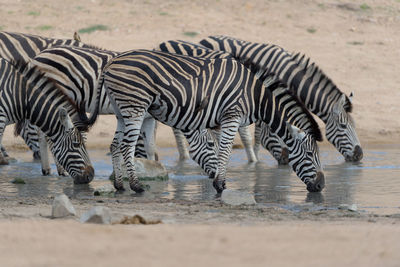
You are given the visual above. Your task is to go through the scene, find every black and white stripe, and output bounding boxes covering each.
[0,58,94,182]
[157,40,322,165]
[88,50,324,193]
[200,36,363,162]
[0,31,96,163]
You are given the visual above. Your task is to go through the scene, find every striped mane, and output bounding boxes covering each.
[290,52,353,113]
[241,59,323,142]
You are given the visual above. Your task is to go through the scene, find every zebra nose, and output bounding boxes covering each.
[73,165,95,184]
[306,171,325,193]
[352,145,363,162]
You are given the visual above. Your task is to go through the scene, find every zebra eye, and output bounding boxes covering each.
[306,151,314,158]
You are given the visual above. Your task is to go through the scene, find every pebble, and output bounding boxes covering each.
[221,190,256,206]
[80,206,112,224]
[51,194,76,218]
[135,158,168,180]
[338,204,358,212]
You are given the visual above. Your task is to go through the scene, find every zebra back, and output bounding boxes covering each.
[31,45,119,113]
[0,31,99,66]
[158,40,321,141]
[199,35,352,119]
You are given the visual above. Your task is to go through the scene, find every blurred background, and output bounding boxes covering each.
[1,0,400,149]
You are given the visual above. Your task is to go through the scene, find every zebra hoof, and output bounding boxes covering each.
[306,172,325,192]
[213,179,226,193]
[113,180,125,191]
[33,151,41,160]
[0,159,9,165]
[130,183,145,193]
[42,168,51,176]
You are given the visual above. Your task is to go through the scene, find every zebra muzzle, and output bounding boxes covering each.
[346,145,363,162]
[306,171,325,193]
[74,165,95,184]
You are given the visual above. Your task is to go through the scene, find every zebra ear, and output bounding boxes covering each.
[59,108,74,130]
[286,122,305,140]
[333,94,346,115]
[73,32,81,42]
[349,92,354,103]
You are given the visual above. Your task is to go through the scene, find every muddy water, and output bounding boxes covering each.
[1,145,399,215]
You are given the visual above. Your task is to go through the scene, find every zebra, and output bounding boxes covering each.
[0,58,94,183]
[30,45,218,178]
[0,31,97,164]
[199,35,363,162]
[156,40,257,163]
[87,49,324,193]
[156,39,316,165]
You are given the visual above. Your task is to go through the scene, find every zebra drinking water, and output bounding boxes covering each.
[87,50,324,193]
[200,35,363,162]
[30,45,218,178]
[156,39,323,166]
[0,31,97,164]
[0,58,94,183]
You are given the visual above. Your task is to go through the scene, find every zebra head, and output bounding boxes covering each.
[286,123,324,192]
[50,108,94,184]
[325,93,363,162]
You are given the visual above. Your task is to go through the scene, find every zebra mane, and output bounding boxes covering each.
[290,52,353,113]
[14,60,90,132]
[241,59,323,141]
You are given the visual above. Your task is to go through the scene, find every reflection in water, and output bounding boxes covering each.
[0,147,399,214]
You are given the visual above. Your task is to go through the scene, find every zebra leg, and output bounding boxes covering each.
[253,122,262,160]
[120,108,146,193]
[0,119,8,165]
[213,119,241,193]
[110,118,126,191]
[19,121,41,160]
[38,130,51,175]
[0,146,9,158]
[141,116,157,161]
[134,134,147,159]
[182,129,218,178]
[238,125,257,163]
[173,128,190,161]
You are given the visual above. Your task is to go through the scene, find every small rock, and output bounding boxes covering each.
[135,158,169,180]
[93,184,115,196]
[109,158,169,181]
[221,190,256,206]
[11,178,26,184]
[338,204,358,212]
[52,194,76,218]
[348,204,358,212]
[80,206,112,224]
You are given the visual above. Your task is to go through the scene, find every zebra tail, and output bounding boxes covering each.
[85,73,104,128]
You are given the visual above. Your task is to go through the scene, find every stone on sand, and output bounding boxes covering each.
[135,158,168,180]
[80,206,112,224]
[52,194,76,218]
[221,190,256,206]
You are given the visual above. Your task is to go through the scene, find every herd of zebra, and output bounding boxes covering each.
[0,31,363,194]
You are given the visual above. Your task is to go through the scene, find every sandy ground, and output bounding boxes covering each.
[1,0,400,266]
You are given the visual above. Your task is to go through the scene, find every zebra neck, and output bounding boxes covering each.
[25,78,72,139]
